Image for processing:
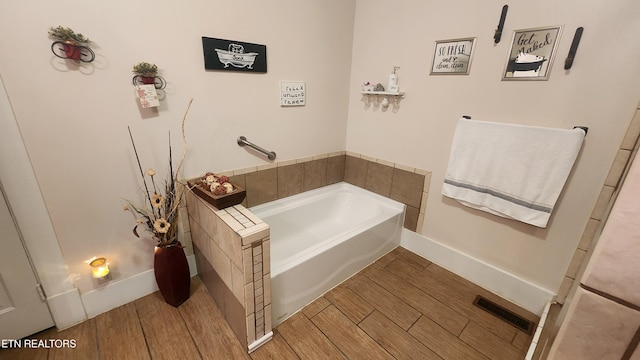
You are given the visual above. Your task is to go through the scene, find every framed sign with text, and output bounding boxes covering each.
[430,37,476,75]
[202,37,267,73]
[502,26,562,80]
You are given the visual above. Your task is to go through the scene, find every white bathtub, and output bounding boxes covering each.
[250,182,405,325]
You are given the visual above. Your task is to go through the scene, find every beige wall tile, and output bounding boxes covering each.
[277,159,297,167]
[246,313,256,345]
[404,206,420,232]
[236,206,264,225]
[234,166,258,176]
[201,205,219,239]
[376,158,395,167]
[216,216,243,268]
[390,167,424,208]
[423,172,432,192]
[239,223,269,246]
[604,149,631,187]
[263,274,271,307]
[565,249,587,279]
[245,168,278,207]
[590,185,615,220]
[262,238,270,275]
[556,276,574,304]
[365,161,393,196]
[416,214,425,233]
[296,155,314,163]
[210,240,232,289]
[264,304,272,334]
[231,262,245,304]
[303,158,328,191]
[185,190,199,220]
[344,155,368,187]
[257,163,277,171]
[621,109,640,150]
[578,218,600,251]
[420,191,428,214]
[360,154,376,162]
[326,154,345,184]
[277,163,303,198]
[394,163,415,173]
[244,282,255,316]
[243,247,253,284]
[178,205,191,233]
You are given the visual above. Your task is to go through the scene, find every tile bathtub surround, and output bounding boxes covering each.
[344,152,430,232]
[222,151,430,232]
[186,189,271,351]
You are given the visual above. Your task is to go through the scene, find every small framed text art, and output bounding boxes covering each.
[430,38,476,75]
[503,26,562,80]
[280,81,305,107]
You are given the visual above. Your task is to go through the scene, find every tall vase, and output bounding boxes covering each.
[153,242,190,307]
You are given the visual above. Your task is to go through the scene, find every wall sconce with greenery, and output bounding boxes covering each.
[48,26,95,62]
[132,62,166,89]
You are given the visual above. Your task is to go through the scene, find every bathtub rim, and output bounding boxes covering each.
[249,181,405,218]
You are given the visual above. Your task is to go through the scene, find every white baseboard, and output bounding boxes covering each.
[81,254,197,319]
[400,229,555,315]
[47,288,87,330]
[248,332,273,353]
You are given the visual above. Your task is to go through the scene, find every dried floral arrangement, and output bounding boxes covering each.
[123,99,192,247]
[132,62,158,76]
[47,25,91,45]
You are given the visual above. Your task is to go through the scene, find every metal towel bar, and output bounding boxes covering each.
[461,116,588,136]
[237,136,277,160]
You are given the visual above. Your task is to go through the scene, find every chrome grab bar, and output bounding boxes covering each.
[237,136,277,161]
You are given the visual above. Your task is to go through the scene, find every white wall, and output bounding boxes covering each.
[0,0,356,295]
[346,0,640,293]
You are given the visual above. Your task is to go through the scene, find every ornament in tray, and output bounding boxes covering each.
[188,172,246,209]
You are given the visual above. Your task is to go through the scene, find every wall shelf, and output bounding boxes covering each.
[361,91,405,96]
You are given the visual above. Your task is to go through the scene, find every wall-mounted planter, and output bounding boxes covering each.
[132,75,166,90]
[132,62,166,89]
[48,26,95,63]
[51,41,95,62]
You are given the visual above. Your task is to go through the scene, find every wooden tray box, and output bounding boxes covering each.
[187,179,246,210]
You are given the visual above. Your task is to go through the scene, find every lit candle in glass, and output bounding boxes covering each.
[90,257,110,279]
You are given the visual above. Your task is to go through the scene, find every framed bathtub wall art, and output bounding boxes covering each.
[502,26,562,80]
[202,37,267,73]
[430,37,476,75]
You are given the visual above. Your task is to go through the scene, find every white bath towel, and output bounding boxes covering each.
[442,118,585,227]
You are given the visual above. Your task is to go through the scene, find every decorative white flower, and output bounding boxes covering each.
[205,174,216,185]
[151,193,164,208]
[153,218,171,233]
[223,182,234,193]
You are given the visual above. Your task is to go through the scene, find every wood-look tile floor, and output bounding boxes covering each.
[1,247,538,360]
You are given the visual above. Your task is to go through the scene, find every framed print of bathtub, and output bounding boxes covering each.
[430,37,476,75]
[202,37,267,73]
[502,26,562,80]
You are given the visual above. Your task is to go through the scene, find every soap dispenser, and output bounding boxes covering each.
[387,66,399,93]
